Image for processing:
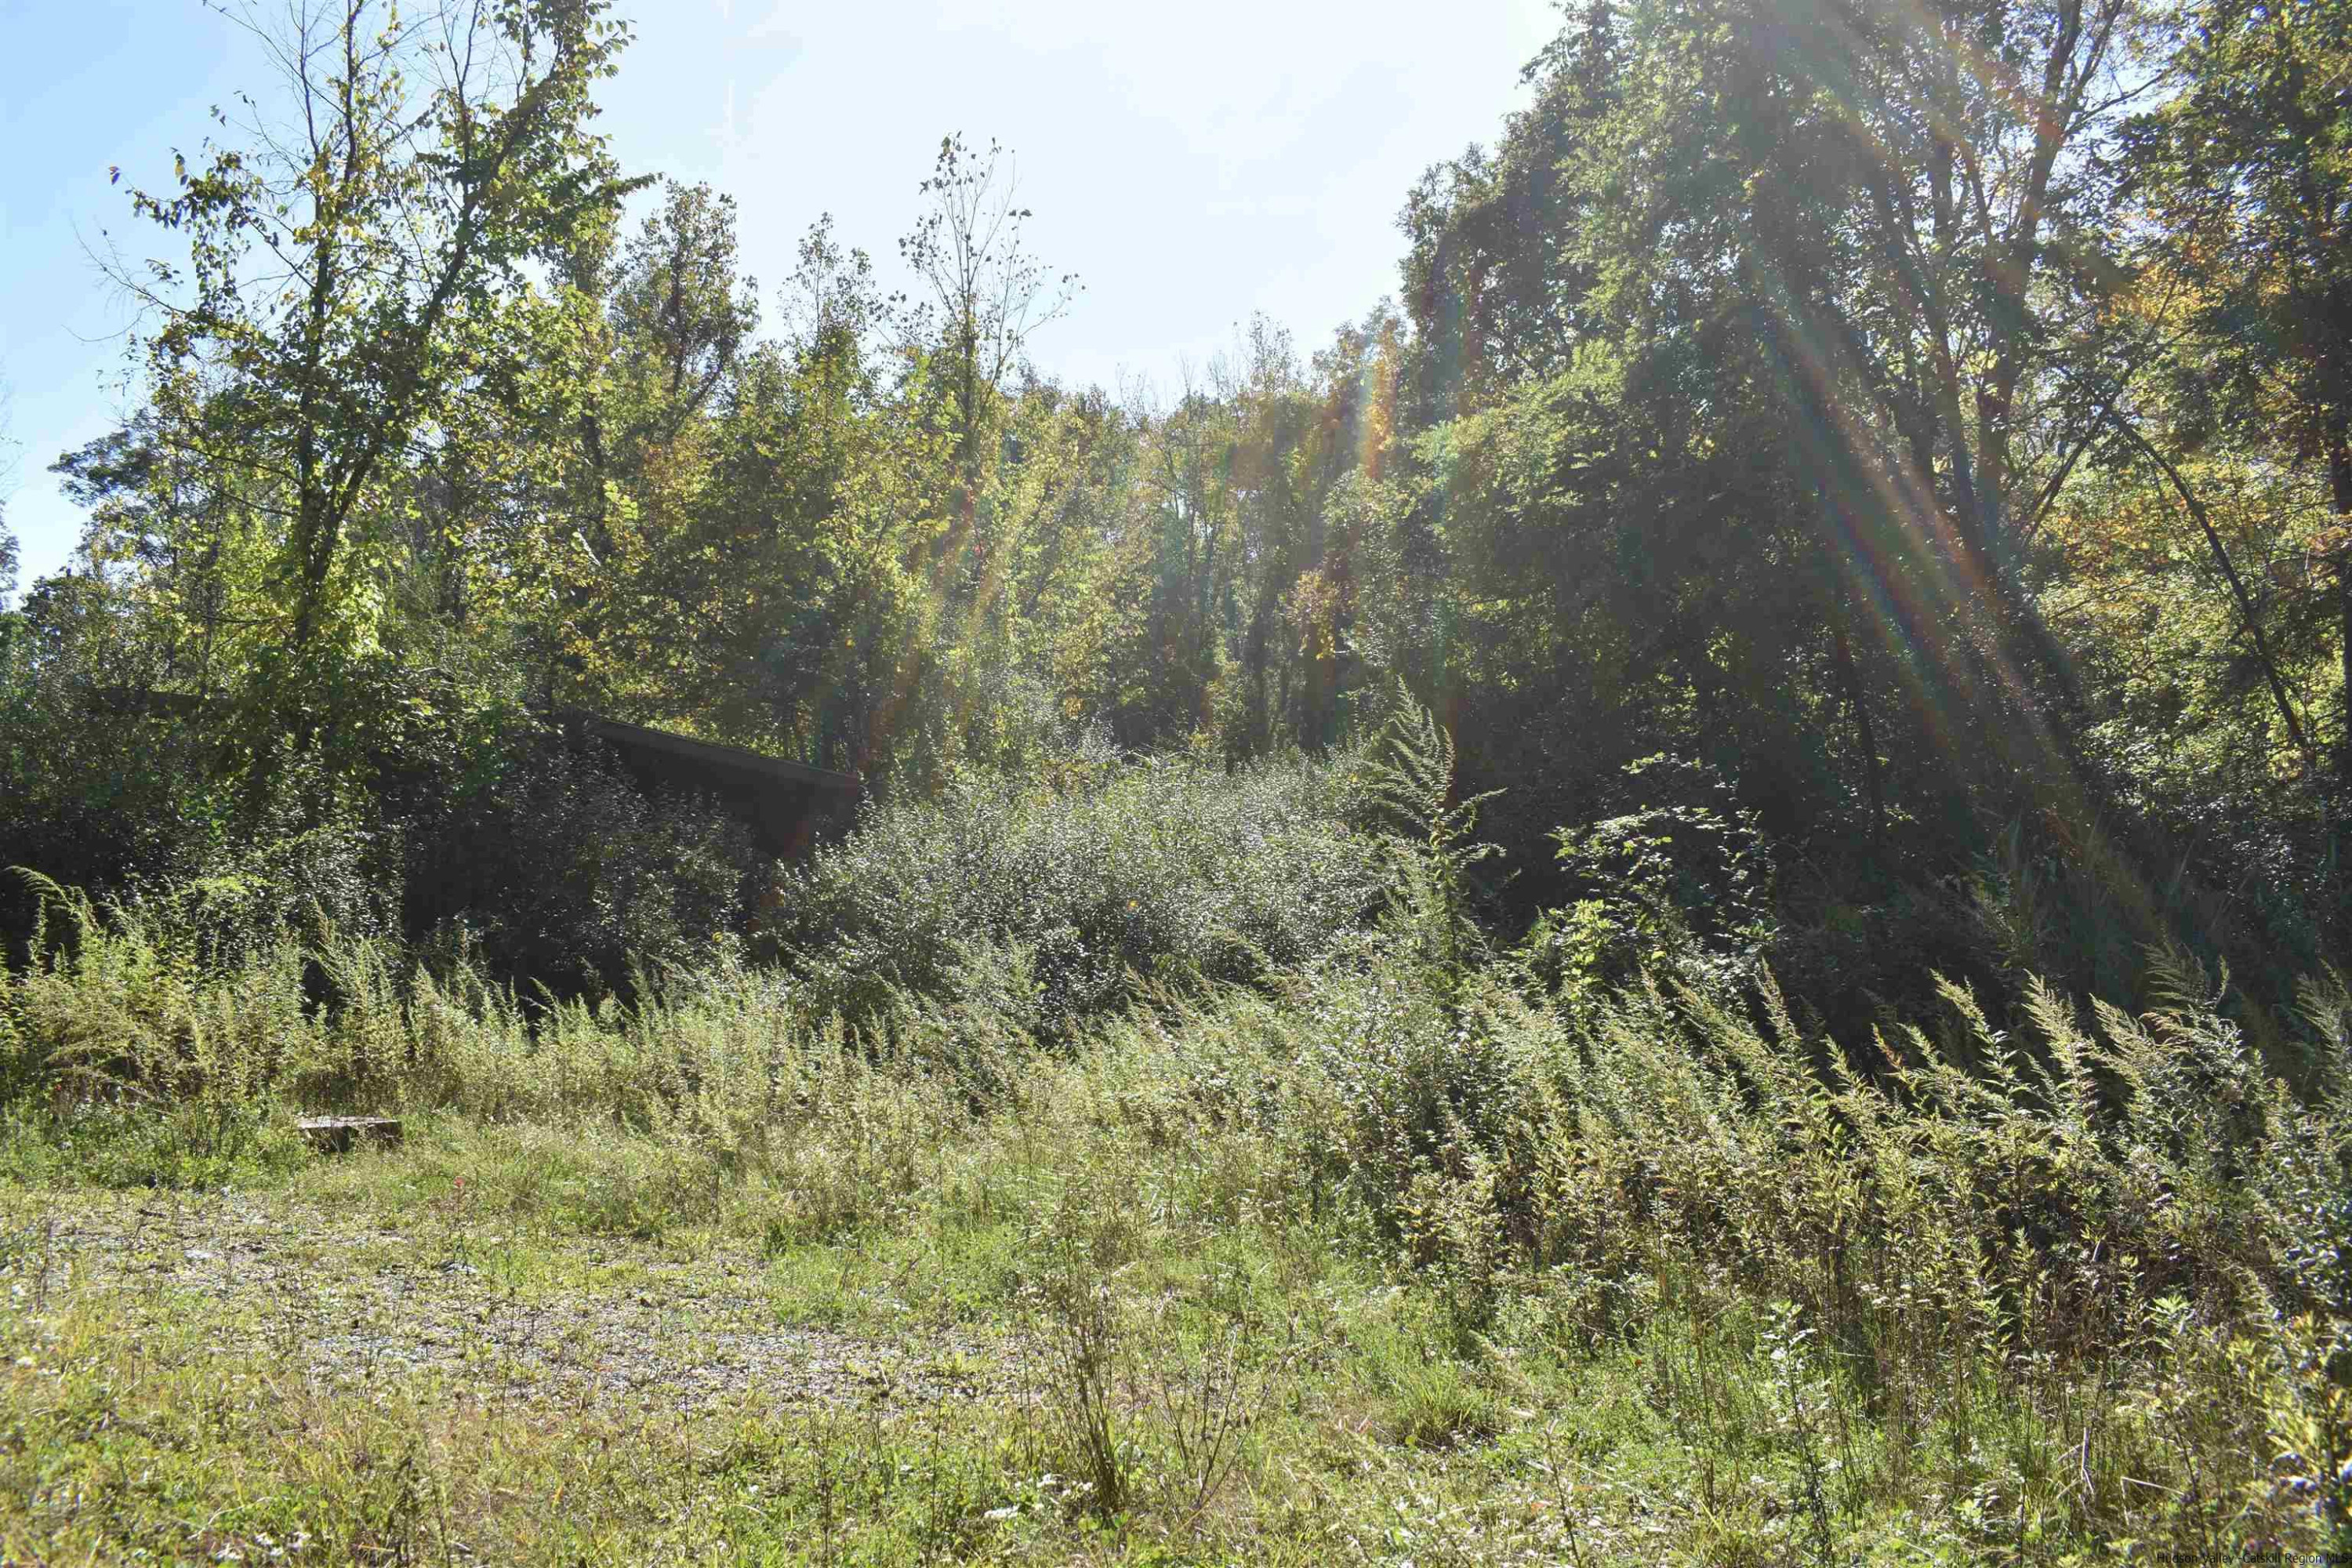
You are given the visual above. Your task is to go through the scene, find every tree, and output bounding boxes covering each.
[606,180,760,452]
[53,412,254,696]
[1616,0,2158,739]
[1391,0,2172,854]
[554,212,947,777]
[2122,0,2352,783]
[114,0,635,658]
[1399,0,1619,423]
[897,134,1080,606]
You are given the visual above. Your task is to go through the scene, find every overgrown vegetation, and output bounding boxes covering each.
[759,733,1381,1029]
[6,0,2350,1025]
[6,0,2352,1557]
[2,704,2350,1561]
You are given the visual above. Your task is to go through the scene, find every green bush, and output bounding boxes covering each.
[1522,753,1777,999]
[413,735,765,995]
[0,581,223,961]
[760,743,1382,1028]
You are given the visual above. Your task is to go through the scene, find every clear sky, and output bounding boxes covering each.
[0,0,1559,586]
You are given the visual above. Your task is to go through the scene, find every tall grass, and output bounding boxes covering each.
[4,718,2349,1557]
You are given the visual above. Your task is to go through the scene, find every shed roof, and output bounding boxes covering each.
[566,713,860,796]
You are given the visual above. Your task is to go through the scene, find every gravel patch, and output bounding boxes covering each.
[3,1193,1022,1417]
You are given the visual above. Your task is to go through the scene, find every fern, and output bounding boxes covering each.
[1361,683,1502,1014]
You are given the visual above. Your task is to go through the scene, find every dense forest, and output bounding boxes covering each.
[5,0,2352,1560]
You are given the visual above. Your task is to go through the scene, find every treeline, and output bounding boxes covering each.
[2,0,2350,1027]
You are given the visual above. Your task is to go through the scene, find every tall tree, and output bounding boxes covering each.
[1428,0,2165,821]
[115,0,635,659]
[1399,0,1620,423]
[897,134,1080,611]
[1635,0,2154,713]
[2123,0,2352,782]
[607,180,760,451]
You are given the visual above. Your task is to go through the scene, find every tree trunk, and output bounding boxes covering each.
[1830,595,1886,844]
[2333,437,2352,795]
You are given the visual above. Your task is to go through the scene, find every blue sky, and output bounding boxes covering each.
[0,0,1558,586]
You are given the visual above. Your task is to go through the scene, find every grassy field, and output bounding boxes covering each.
[2,743,2347,1564]
[0,1131,1848,1566]
[2,956,2343,1566]
[0,1118,2214,1568]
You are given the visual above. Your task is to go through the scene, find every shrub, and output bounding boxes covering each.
[760,741,1381,1028]
[1523,752,1777,999]
[0,584,223,963]
[413,735,765,994]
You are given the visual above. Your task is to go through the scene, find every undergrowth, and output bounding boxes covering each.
[2,710,2349,1562]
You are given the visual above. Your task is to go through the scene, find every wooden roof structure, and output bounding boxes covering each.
[88,687,861,861]
[557,710,861,858]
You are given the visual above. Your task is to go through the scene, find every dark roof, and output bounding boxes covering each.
[85,686,860,800]
[570,713,860,795]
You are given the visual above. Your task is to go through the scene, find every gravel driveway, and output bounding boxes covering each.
[3,1192,1023,1418]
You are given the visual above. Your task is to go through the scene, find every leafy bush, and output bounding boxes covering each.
[1520,753,1777,999]
[0,582,223,960]
[410,735,765,995]
[759,740,1381,1027]
[122,750,403,971]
